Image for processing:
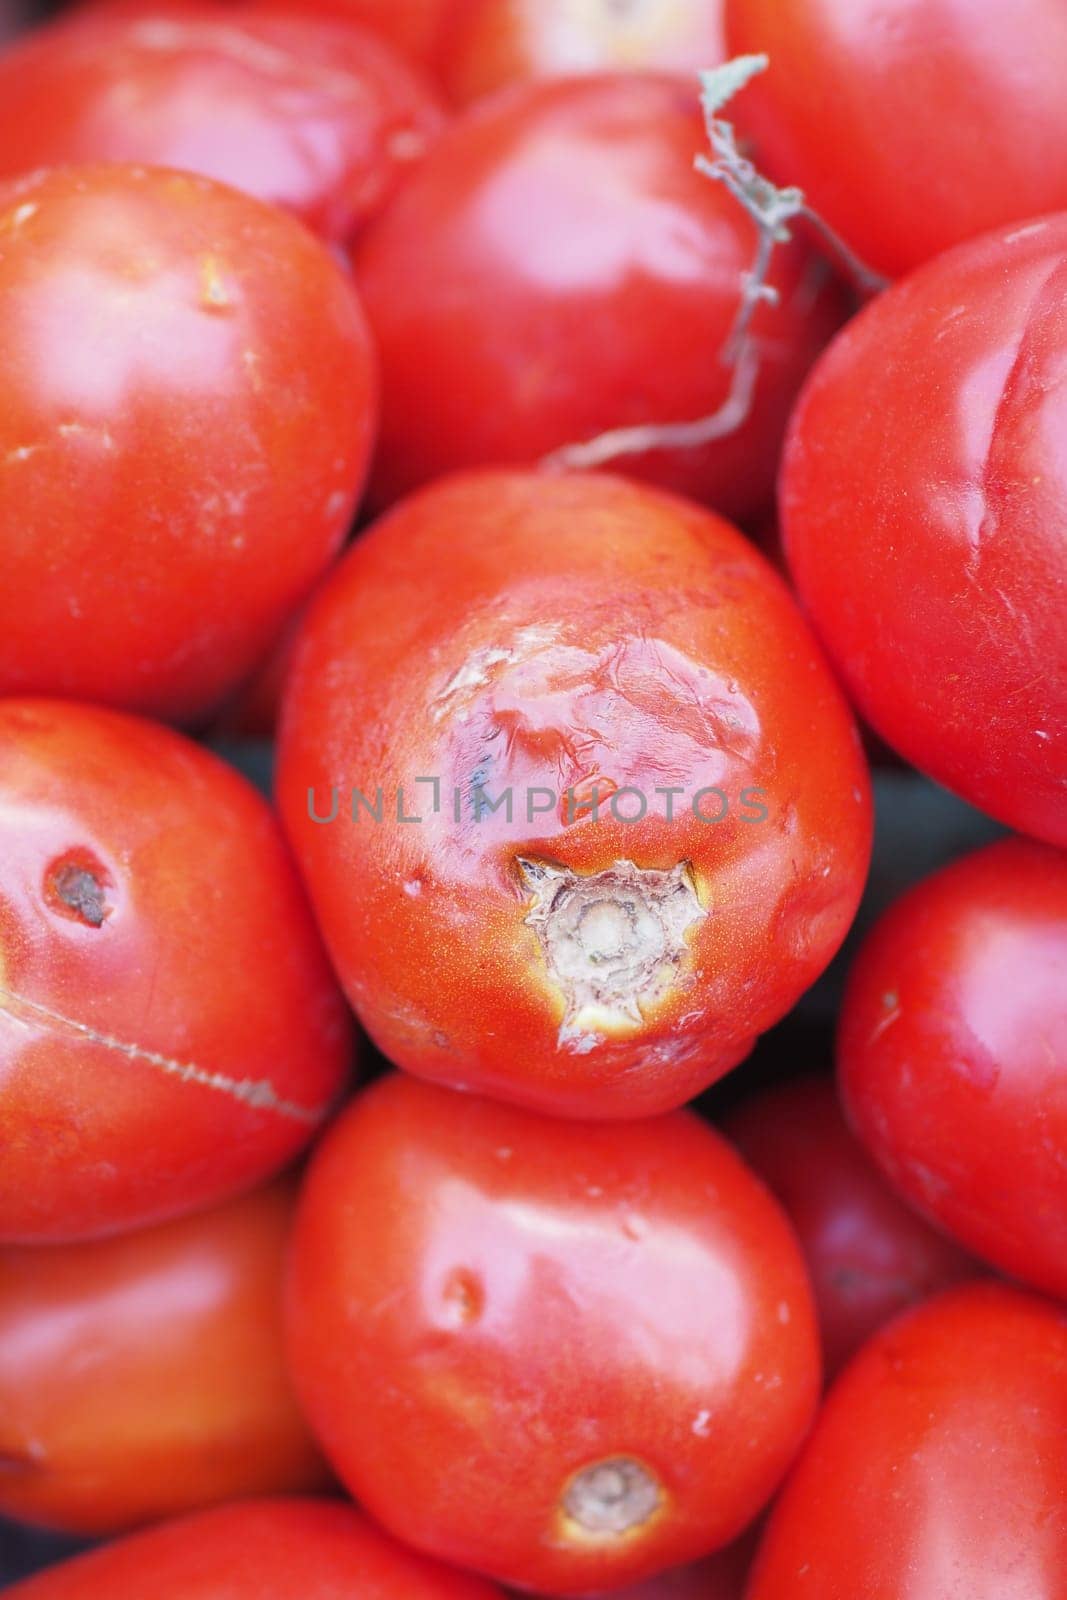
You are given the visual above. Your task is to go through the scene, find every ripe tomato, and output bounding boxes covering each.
[278,471,872,1120]
[724,1076,977,1379]
[4,1498,505,1599]
[0,699,351,1243]
[260,0,469,73]
[747,1283,1067,1597]
[0,1178,326,1535]
[0,162,376,724]
[441,0,725,108]
[0,6,446,247]
[523,1533,757,1600]
[286,1074,820,1594]
[782,216,1067,847]
[839,837,1067,1300]
[724,0,1067,279]
[352,73,843,522]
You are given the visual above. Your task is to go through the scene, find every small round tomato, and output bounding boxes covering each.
[724,1076,977,1378]
[441,0,725,108]
[286,1074,820,1594]
[4,1498,505,1600]
[0,162,376,724]
[747,1283,1067,1596]
[353,73,842,522]
[782,216,1067,846]
[725,0,1067,279]
[277,471,871,1120]
[839,836,1067,1300]
[0,1179,326,1535]
[0,7,445,247]
[0,698,351,1244]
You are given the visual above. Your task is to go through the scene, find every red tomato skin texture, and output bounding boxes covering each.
[277,471,872,1120]
[441,0,726,108]
[782,216,1067,847]
[352,74,843,522]
[724,1076,976,1379]
[0,163,377,725]
[0,1179,328,1535]
[725,0,1067,279]
[0,699,352,1244]
[3,1497,505,1600]
[838,837,1067,1300]
[286,1074,821,1595]
[747,1283,1067,1598]
[0,7,446,247]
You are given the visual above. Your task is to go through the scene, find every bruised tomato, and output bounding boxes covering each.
[3,1498,505,1600]
[277,471,872,1120]
[839,837,1067,1301]
[0,6,446,247]
[0,1179,327,1535]
[353,73,843,522]
[747,1284,1067,1597]
[724,1075,977,1378]
[0,162,376,724]
[725,0,1067,279]
[441,0,726,107]
[782,215,1067,846]
[286,1074,820,1594]
[0,699,351,1243]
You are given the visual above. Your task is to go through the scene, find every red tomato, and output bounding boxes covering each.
[261,0,468,72]
[724,1076,977,1378]
[520,1531,757,1600]
[286,1073,820,1594]
[0,163,376,724]
[0,698,351,1243]
[782,216,1067,847]
[277,471,872,1120]
[0,7,445,247]
[0,1178,327,1535]
[839,836,1067,1300]
[724,0,1067,279]
[747,1283,1067,1597]
[352,73,843,522]
[441,0,725,108]
[3,1498,505,1600]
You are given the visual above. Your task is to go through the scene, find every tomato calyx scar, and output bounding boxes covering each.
[518,858,705,1046]
[560,1456,664,1541]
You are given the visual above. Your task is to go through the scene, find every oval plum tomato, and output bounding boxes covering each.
[3,1498,505,1600]
[747,1283,1067,1597]
[0,1178,327,1535]
[0,162,376,725]
[277,471,872,1120]
[725,0,1067,280]
[839,836,1067,1300]
[286,1074,820,1594]
[782,216,1067,846]
[0,6,446,247]
[352,73,843,522]
[441,0,725,108]
[0,698,351,1244]
[724,1076,977,1379]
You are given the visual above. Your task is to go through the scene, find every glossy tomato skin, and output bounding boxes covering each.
[839,837,1067,1300]
[277,471,872,1120]
[0,1179,327,1535]
[441,0,725,108]
[353,74,843,522]
[0,699,351,1244]
[783,216,1067,846]
[0,163,376,725]
[725,0,1067,279]
[724,1076,977,1379]
[0,7,446,247]
[748,1283,1067,1597]
[286,1074,821,1594]
[3,1498,505,1600]
[256,0,470,72]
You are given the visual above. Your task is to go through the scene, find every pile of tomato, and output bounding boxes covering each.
[0,0,1065,1595]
